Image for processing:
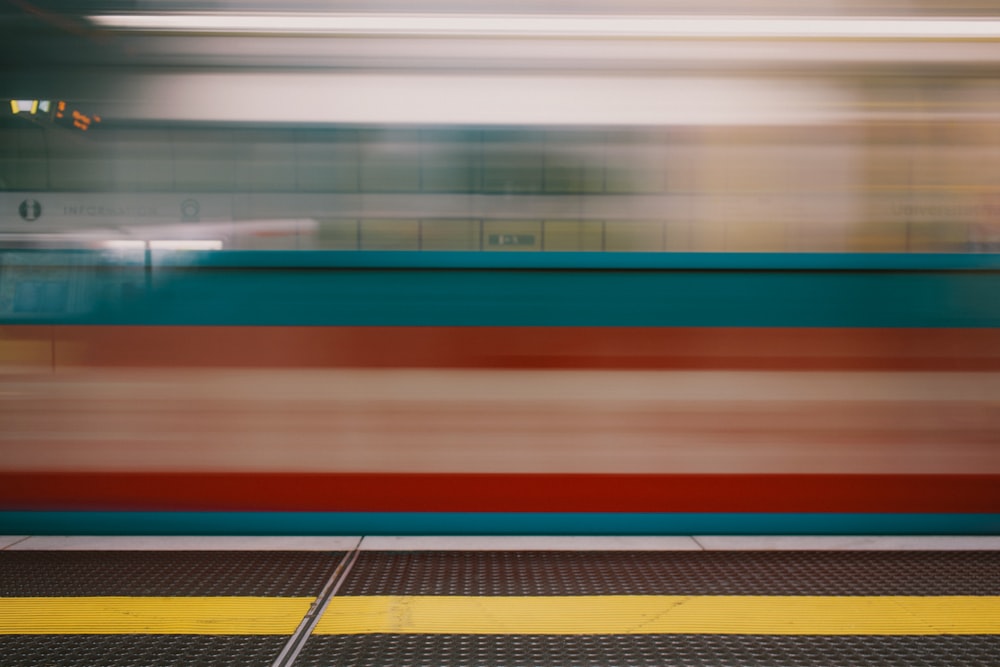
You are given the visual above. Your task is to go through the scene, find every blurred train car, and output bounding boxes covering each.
[1,3,1000,534]
[0,248,998,535]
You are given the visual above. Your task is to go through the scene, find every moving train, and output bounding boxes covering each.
[1,2,999,534]
[0,248,998,535]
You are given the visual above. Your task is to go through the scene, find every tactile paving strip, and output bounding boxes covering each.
[0,552,346,667]
[0,635,288,667]
[0,551,345,597]
[339,550,1000,596]
[294,634,1000,667]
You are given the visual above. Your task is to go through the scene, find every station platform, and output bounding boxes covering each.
[2,536,999,666]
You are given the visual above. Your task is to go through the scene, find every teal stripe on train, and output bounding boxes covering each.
[3,250,1000,327]
[152,250,1000,271]
[2,512,999,535]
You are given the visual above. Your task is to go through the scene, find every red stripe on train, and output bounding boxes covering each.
[5,325,1000,371]
[1,473,997,513]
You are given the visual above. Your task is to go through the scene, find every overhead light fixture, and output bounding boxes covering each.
[86,13,1000,40]
[149,240,223,250]
[102,240,147,250]
[102,240,224,250]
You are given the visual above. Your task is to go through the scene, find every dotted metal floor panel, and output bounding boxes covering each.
[339,550,1000,596]
[0,551,345,597]
[0,635,289,667]
[295,634,1000,667]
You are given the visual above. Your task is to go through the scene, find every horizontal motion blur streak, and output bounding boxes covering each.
[87,14,1000,40]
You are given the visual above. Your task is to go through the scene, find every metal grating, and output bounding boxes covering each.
[0,635,289,667]
[0,551,345,597]
[294,634,1000,667]
[340,550,1000,596]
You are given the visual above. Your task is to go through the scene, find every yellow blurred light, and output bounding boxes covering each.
[10,100,38,115]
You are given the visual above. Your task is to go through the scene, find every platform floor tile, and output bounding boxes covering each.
[0,551,347,666]
[0,635,290,667]
[2,547,999,666]
[298,549,1000,666]
[296,634,1000,667]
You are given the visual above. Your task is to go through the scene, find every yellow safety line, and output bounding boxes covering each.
[315,595,1000,636]
[5,595,999,636]
[0,597,314,635]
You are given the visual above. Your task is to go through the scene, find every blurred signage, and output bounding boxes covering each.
[9,99,101,131]
[62,204,160,217]
[489,234,535,246]
[2,194,233,227]
[19,199,42,222]
[180,198,200,222]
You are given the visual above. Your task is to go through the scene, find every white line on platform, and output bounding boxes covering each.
[693,536,1000,550]
[0,536,28,550]
[4,535,998,551]
[5,536,363,551]
[359,536,704,551]
[361,536,1000,551]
